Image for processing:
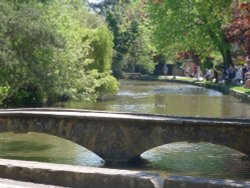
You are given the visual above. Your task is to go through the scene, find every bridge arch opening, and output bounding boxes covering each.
[140,141,248,161]
[135,141,250,179]
[0,132,105,167]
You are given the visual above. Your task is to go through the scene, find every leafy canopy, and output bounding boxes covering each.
[0,0,118,107]
[147,0,233,65]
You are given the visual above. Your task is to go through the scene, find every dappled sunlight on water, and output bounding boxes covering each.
[141,142,250,180]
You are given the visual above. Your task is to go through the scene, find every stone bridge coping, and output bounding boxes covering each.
[0,108,250,128]
[0,159,250,188]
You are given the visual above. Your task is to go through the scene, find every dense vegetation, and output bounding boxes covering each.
[92,0,155,78]
[0,0,118,107]
[90,0,249,74]
[148,0,234,66]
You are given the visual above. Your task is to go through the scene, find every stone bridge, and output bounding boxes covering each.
[0,108,249,163]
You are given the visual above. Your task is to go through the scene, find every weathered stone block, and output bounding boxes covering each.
[163,176,250,188]
[0,159,163,188]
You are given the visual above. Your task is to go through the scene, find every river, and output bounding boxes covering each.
[0,80,250,180]
[56,80,250,118]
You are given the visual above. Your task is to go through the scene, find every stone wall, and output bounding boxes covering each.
[0,159,163,188]
[0,159,249,188]
[229,89,250,103]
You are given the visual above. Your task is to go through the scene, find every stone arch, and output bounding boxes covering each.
[121,122,250,162]
[0,115,107,161]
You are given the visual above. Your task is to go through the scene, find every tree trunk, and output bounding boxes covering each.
[173,63,177,79]
[222,48,233,67]
[220,34,234,67]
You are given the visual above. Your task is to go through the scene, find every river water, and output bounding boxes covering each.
[57,80,250,118]
[0,80,250,180]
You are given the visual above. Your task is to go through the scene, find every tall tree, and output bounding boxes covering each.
[94,0,155,77]
[148,0,234,67]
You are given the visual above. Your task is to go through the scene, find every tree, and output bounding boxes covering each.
[147,0,234,67]
[38,0,118,102]
[92,0,155,78]
[0,0,118,107]
[225,1,250,58]
[121,0,155,74]
[0,1,61,106]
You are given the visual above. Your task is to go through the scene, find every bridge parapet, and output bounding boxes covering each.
[0,109,249,163]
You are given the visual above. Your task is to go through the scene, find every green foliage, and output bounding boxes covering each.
[0,86,9,107]
[44,1,118,102]
[202,58,214,70]
[4,83,44,107]
[0,1,59,106]
[94,71,120,99]
[100,0,155,78]
[0,0,118,107]
[147,0,234,66]
[88,26,114,72]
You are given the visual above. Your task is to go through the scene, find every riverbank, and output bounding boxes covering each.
[135,75,250,103]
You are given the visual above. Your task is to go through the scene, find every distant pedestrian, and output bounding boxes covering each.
[220,65,227,84]
[163,64,168,78]
[195,66,202,80]
[204,69,211,81]
[227,64,235,83]
[213,68,219,83]
[232,67,243,85]
[242,64,248,84]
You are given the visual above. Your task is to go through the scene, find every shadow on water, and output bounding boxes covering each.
[0,133,105,167]
[104,157,149,169]
[0,141,53,153]
[0,156,73,164]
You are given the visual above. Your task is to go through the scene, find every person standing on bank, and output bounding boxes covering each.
[163,64,169,78]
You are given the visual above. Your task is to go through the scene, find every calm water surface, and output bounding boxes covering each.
[57,80,250,118]
[1,80,250,180]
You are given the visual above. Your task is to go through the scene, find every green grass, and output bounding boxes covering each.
[231,86,250,95]
[159,76,250,95]
[138,75,250,96]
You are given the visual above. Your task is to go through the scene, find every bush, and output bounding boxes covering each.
[3,83,44,107]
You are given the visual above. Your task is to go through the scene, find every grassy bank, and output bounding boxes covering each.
[137,75,250,96]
